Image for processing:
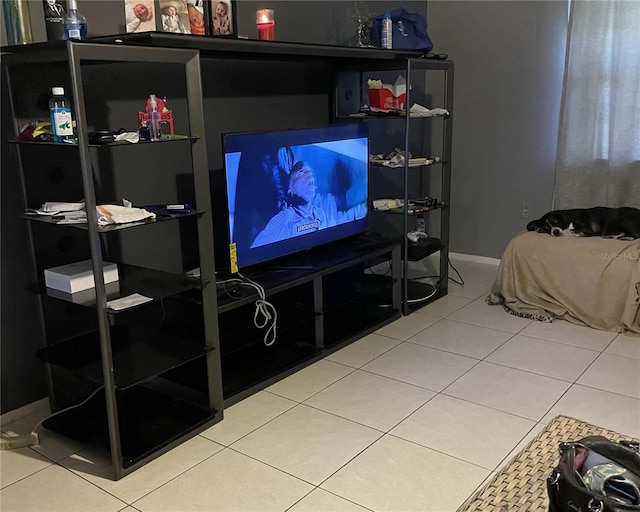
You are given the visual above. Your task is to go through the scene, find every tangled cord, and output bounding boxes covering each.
[220,273,278,347]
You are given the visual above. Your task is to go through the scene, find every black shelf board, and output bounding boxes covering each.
[237,234,399,296]
[369,160,445,169]
[403,238,444,262]
[86,33,425,62]
[322,271,397,312]
[221,339,321,399]
[375,203,448,216]
[218,294,316,358]
[404,280,447,313]
[42,381,219,468]
[42,264,205,311]
[9,136,198,147]
[165,334,322,402]
[215,235,399,314]
[23,209,203,232]
[36,324,213,390]
[323,300,400,348]
[338,112,450,121]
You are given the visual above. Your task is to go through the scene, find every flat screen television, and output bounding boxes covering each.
[217,123,369,273]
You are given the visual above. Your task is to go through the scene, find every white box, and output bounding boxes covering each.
[46,281,121,305]
[44,260,119,294]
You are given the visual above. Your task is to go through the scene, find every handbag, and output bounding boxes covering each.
[547,435,640,512]
[370,8,433,51]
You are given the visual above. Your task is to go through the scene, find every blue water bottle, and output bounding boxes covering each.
[63,0,87,40]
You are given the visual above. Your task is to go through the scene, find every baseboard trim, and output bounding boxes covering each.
[449,252,501,266]
[0,398,49,427]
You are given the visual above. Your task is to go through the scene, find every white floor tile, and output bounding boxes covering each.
[322,434,489,512]
[443,361,572,420]
[542,385,640,438]
[605,333,640,360]
[577,352,640,399]
[288,488,370,511]
[231,405,382,485]
[0,446,52,489]
[408,319,513,359]
[133,448,313,512]
[0,464,126,512]
[324,332,403,368]
[486,334,600,381]
[374,313,440,341]
[60,435,224,504]
[200,391,297,446]
[304,369,435,431]
[1,408,83,463]
[265,359,354,402]
[447,261,498,300]
[362,342,478,392]
[391,394,536,470]
[519,320,618,351]
[449,297,532,333]
[412,294,473,319]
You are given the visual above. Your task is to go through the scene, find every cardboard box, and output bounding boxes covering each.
[44,260,119,294]
[368,88,399,111]
[367,75,407,111]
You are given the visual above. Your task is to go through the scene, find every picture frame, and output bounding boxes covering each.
[124,0,156,33]
[158,0,205,35]
[206,0,236,37]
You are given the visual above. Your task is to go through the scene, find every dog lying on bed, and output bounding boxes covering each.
[526,206,640,239]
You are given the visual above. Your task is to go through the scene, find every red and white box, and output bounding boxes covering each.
[367,75,407,111]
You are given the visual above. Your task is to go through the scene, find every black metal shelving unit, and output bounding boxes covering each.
[334,59,454,314]
[2,41,224,480]
[3,35,448,477]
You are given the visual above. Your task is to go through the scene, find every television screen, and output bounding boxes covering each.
[221,123,369,272]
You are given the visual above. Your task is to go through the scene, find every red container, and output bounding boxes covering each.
[368,88,405,111]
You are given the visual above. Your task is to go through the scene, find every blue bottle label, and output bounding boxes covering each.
[51,107,73,137]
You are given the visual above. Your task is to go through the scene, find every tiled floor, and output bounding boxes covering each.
[2,259,639,512]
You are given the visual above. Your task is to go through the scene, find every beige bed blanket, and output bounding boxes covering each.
[487,231,640,334]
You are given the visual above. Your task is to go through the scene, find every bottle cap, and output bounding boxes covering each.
[52,87,65,95]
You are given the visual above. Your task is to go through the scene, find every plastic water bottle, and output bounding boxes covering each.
[381,12,392,49]
[63,0,87,40]
[49,87,74,142]
[415,213,426,233]
[148,94,162,141]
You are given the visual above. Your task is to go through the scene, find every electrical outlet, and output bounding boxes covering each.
[521,202,532,219]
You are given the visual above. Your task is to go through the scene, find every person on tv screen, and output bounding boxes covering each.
[251,158,326,248]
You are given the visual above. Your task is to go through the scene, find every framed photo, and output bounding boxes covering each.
[207,0,236,36]
[124,1,155,33]
[158,0,204,34]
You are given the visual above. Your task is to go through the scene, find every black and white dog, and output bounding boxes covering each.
[526,207,640,239]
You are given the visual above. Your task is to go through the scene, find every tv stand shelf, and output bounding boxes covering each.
[214,235,401,404]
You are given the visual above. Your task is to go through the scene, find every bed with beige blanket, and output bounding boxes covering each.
[487,231,640,334]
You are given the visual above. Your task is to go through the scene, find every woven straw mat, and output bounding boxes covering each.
[457,415,639,512]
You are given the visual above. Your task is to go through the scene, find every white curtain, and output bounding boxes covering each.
[554,0,640,209]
